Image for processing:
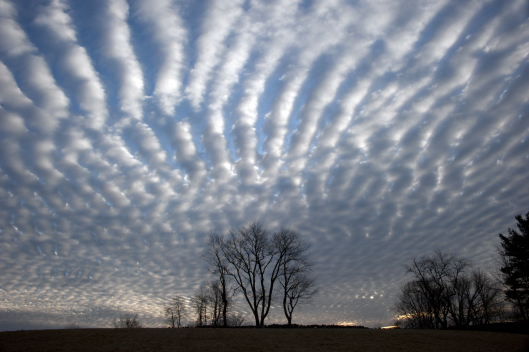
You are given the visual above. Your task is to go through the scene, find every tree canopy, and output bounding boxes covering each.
[499,211,529,321]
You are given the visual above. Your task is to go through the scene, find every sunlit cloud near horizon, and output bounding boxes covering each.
[0,0,528,330]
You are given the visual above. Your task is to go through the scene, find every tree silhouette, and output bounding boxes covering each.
[221,222,281,327]
[164,295,187,328]
[394,250,504,329]
[193,282,209,327]
[405,249,470,329]
[275,228,318,325]
[113,313,142,328]
[202,233,233,327]
[499,211,529,321]
[202,222,317,327]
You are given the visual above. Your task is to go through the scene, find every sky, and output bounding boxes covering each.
[0,0,528,331]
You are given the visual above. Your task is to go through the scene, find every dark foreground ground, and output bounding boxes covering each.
[1,328,528,352]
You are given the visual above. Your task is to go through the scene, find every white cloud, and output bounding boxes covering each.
[22,56,70,119]
[185,0,244,109]
[171,121,207,183]
[133,0,186,116]
[0,5,36,57]
[1,0,528,330]
[0,2,68,133]
[34,0,107,129]
[99,0,144,120]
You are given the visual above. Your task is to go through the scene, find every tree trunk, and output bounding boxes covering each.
[283,294,290,325]
[222,296,228,327]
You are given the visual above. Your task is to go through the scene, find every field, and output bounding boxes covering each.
[1,328,528,352]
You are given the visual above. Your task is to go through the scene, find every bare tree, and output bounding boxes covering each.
[193,283,209,327]
[221,222,283,327]
[113,313,142,328]
[207,279,227,327]
[404,249,470,329]
[275,228,318,325]
[164,295,187,328]
[64,322,81,329]
[394,281,437,329]
[449,269,503,327]
[227,312,246,326]
[281,273,318,325]
[202,233,232,327]
[202,222,316,327]
[395,250,505,329]
[191,280,234,327]
[468,269,504,325]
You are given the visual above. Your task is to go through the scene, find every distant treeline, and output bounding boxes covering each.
[194,323,368,329]
[264,324,368,329]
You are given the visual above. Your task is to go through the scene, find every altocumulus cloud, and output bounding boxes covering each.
[0,0,528,330]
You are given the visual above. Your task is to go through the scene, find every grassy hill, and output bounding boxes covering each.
[1,327,528,352]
